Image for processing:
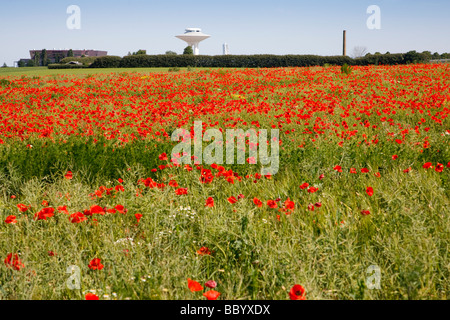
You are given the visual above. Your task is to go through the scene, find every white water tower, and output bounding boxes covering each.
[175,28,210,55]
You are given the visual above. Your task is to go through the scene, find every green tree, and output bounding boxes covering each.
[404,50,420,64]
[132,49,146,55]
[34,51,41,66]
[55,54,63,63]
[183,46,193,55]
[18,60,25,67]
[41,49,48,66]
[1,62,7,68]
[27,60,35,67]
[165,50,177,55]
[67,49,74,57]
[421,51,432,61]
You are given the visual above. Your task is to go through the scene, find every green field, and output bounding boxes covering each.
[0,66,220,77]
[0,64,448,300]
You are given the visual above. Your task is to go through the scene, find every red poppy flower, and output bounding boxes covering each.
[90,205,105,215]
[319,174,325,180]
[158,153,168,161]
[88,258,104,270]
[5,215,17,224]
[48,251,56,256]
[4,253,24,271]
[227,196,237,204]
[361,210,371,216]
[203,290,221,300]
[374,172,381,178]
[169,180,179,187]
[423,162,433,169]
[267,200,277,208]
[85,293,99,300]
[42,200,49,207]
[94,189,103,198]
[392,155,398,160]
[187,278,203,292]
[366,187,374,197]
[289,284,306,300]
[70,212,87,223]
[205,280,217,288]
[361,168,369,173]
[403,167,412,173]
[175,188,188,195]
[205,197,214,207]
[333,165,342,172]
[435,163,444,173]
[65,171,73,179]
[135,213,143,223]
[34,207,55,220]
[350,168,357,174]
[284,199,295,210]
[197,247,211,255]
[307,187,318,193]
[200,174,214,184]
[115,204,127,214]
[226,176,235,184]
[115,185,125,192]
[157,183,166,189]
[314,202,322,208]
[253,197,263,207]
[299,182,309,189]
[58,206,69,214]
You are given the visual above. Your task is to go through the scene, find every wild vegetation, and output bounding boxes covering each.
[0,64,448,300]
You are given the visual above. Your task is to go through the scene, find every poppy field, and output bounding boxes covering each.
[0,64,449,300]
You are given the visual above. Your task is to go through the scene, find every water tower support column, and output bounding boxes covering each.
[193,43,199,55]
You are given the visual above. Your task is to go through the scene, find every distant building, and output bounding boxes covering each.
[223,43,229,55]
[16,49,107,66]
[29,49,107,63]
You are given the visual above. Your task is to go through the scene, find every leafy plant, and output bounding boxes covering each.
[341,63,353,75]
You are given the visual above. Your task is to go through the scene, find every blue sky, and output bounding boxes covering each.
[1,0,449,65]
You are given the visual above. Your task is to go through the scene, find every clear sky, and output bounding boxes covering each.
[1,0,449,65]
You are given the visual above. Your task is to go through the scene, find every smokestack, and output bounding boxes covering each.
[343,30,347,56]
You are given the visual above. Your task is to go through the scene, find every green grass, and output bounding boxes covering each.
[0,161,448,300]
[0,67,231,77]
